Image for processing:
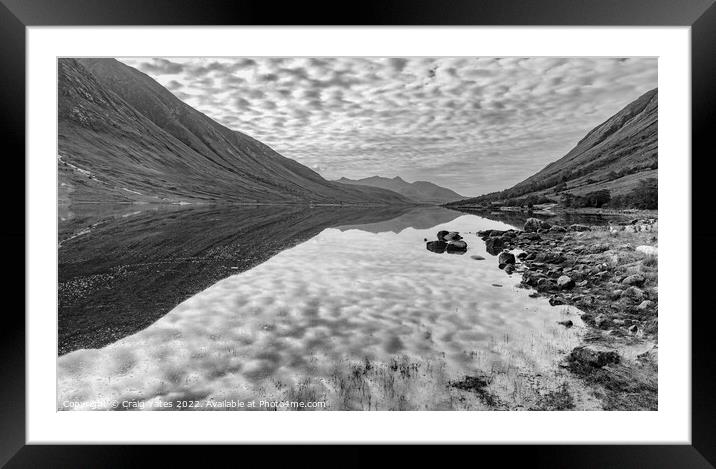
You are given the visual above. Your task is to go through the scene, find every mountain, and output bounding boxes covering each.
[448,88,658,207]
[336,175,467,204]
[58,58,412,206]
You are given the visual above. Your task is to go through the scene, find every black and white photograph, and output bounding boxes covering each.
[57,56,658,412]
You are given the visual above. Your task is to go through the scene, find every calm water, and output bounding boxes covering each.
[58,205,600,410]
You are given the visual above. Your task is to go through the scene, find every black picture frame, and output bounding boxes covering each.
[3,0,713,465]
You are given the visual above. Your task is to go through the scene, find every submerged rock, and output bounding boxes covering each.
[470,255,485,260]
[557,320,574,328]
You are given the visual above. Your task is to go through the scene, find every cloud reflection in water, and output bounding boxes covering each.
[58,213,599,410]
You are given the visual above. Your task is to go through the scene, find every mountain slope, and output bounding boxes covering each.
[58,58,412,205]
[449,88,658,207]
[336,176,466,204]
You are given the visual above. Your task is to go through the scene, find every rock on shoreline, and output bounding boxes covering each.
[478,218,659,410]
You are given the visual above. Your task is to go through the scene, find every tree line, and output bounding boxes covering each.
[560,178,657,209]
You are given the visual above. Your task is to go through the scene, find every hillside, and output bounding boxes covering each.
[58,58,412,206]
[448,88,658,208]
[336,176,467,204]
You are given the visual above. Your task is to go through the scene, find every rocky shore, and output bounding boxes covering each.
[477,217,659,410]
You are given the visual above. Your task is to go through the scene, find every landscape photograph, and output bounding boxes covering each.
[57,56,658,411]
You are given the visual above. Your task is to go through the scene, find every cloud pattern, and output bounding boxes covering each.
[118,57,657,196]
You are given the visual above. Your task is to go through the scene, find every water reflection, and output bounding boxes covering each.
[58,204,415,354]
[452,208,629,228]
[335,206,463,233]
[58,206,600,410]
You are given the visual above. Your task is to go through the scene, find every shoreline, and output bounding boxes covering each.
[58,201,430,209]
[477,217,658,410]
[449,204,658,220]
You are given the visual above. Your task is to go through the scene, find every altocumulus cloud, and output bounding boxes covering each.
[118,57,657,196]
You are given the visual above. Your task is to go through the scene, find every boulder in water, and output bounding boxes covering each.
[426,240,447,253]
[443,231,463,241]
[498,251,516,267]
[485,237,505,255]
[446,240,467,253]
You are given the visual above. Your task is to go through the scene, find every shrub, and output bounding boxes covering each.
[561,193,575,208]
[630,178,657,209]
[642,255,658,268]
[608,178,657,209]
[582,189,611,208]
[559,189,610,208]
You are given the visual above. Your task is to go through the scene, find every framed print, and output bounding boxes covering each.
[4,0,715,465]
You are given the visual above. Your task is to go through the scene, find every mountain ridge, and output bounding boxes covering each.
[447,88,658,207]
[336,175,467,204]
[59,58,413,206]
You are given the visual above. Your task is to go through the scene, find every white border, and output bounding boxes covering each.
[27,27,691,444]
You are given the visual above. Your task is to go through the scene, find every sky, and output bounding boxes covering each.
[119,57,657,197]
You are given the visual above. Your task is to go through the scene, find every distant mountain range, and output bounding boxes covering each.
[58,58,412,206]
[448,88,658,207]
[336,176,467,204]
